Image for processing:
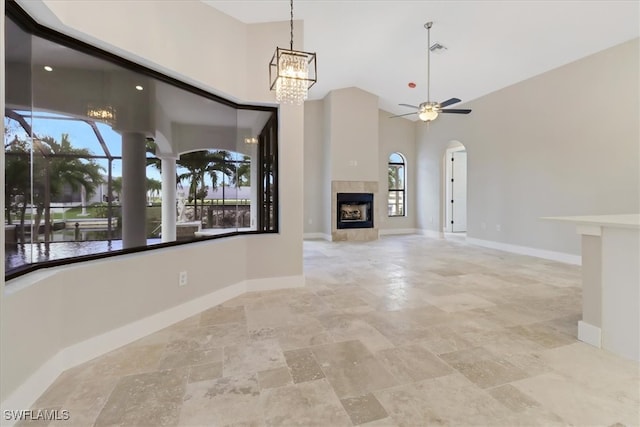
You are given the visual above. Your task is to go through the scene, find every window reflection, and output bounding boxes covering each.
[4,6,278,279]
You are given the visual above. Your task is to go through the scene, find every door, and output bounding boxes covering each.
[451,151,467,232]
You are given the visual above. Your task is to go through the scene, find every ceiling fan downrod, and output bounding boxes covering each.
[425,21,433,103]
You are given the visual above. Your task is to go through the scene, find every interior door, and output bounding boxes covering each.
[451,151,467,232]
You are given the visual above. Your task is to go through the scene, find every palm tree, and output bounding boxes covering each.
[4,135,31,241]
[32,134,104,239]
[231,155,251,188]
[111,176,123,202]
[146,177,162,204]
[177,151,213,221]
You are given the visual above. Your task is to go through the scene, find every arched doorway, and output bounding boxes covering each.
[443,141,467,233]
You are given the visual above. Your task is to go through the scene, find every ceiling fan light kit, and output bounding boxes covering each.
[392,21,472,122]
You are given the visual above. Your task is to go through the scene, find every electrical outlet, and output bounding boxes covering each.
[179,271,188,286]
[496,224,501,232]
[481,222,487,230]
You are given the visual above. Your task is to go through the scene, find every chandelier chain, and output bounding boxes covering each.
[289,0,294,50]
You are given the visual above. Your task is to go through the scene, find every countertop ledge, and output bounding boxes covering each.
[541,214,640,229]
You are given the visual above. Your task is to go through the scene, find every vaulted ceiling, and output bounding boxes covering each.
[204,1,639,119]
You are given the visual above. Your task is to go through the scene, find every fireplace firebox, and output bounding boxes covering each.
[337,193,374,229]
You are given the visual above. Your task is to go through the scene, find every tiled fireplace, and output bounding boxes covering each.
[332,181,379,241]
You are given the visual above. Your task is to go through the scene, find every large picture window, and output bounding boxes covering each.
[4,4,278,279]
[388,152,406,217]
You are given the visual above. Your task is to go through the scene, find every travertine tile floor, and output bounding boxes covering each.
[24,236,640,426]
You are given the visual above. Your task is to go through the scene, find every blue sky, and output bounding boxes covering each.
[5,113,247,188]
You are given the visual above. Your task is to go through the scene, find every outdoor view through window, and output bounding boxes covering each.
[4,8,278,279]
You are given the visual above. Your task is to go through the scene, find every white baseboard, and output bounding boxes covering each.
[303,232,330,241]
[466,237,581,265]
[0,274,304,423]
[419,229,444,239]
[578,321,602,348]
[379,228,418,236]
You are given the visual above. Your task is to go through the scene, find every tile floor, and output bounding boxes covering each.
[22,236,640,426]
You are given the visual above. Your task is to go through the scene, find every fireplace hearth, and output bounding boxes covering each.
[337,193,374,229]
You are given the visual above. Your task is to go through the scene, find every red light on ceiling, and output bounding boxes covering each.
[408,82,416,88]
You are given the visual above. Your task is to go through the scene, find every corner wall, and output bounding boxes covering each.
[417,38,639,256]
[1,0,304,409]
[304,91,418,238]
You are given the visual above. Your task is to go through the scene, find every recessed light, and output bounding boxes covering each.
[135,85,143,91]
[44,66,53,72]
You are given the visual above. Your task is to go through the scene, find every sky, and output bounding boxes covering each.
[5,112,249,189]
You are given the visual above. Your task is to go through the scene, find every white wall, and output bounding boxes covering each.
[417,38,639,255]
[378,110,417,231]
[2,0,304,407]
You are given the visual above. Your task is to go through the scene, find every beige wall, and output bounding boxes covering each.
[303,100,326,235]
[304,91,418,236]
[1,0,304,403]
[327,88,380,182]
[416,38,639,255]
[378,110,417,231]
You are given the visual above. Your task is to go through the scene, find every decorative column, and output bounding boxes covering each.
[249,143,258,230]
[121,132,147,249]
[161,155,178,242]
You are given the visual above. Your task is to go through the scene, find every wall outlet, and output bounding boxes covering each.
[429,216,433,224]
[481,222,487,230]
[496,224,501,232]
[179,271,188,286]
[308,218,313,225]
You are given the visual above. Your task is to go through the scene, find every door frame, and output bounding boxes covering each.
[443,142,467,233]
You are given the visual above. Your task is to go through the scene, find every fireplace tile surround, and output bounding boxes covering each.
[332,181,379,241]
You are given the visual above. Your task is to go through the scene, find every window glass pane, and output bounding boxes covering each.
[388,164,404,190]
[388,190,405,216]
[389,152,403,163]
[4,7,278,278]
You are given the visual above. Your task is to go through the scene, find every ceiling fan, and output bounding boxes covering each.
[391,21,471,122]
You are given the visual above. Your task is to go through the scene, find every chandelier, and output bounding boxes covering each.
[87,103,116,125]
[87,71,116,125]
[269,0,317,105]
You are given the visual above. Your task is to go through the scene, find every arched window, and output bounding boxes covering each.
[388,152,406,217]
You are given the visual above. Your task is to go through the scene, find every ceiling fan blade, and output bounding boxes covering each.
[441,108,472,114]
[439,98,461,108]
[389,112,418,118]
[399,103,420,109]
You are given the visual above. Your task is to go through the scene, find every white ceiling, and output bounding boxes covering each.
[203,0,639,119]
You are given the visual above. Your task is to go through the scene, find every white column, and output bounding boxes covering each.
[161,156,177,242]
[249,143,258,230]
[121,132,147,249]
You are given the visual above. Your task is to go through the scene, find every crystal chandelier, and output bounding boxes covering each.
[87,71,116,125]
[269,0,316,105]
[87,103,116,125]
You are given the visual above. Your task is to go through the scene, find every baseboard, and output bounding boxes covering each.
[0,274,305,424]
[578,321,602,348]
[466,237,581,265]
[419,229,444,239]
[303,232,330,241]
[379,228,418,236]
[0,352,66,427]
